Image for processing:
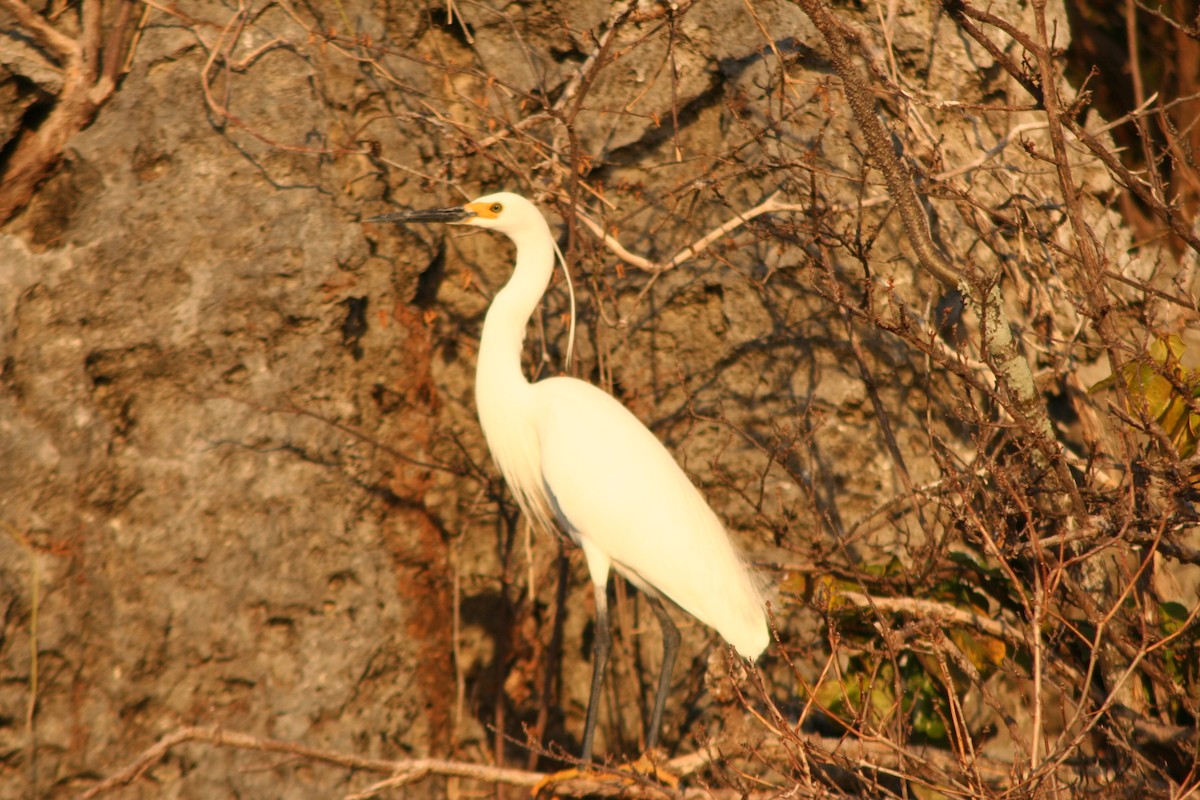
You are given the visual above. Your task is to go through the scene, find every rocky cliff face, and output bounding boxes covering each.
[2,1,1196,798]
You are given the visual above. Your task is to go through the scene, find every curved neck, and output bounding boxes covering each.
[476,219,556,387]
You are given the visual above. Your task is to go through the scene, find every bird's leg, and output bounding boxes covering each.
[580,580,611,763]
[645,594,680,751]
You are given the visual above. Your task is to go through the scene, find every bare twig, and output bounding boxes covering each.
[793,0,1084,517]
[837,590,1021,644]
[75,724,770,800]
[74,725,540,798]
[0,0,137,223]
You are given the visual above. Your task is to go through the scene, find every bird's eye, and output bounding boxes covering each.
[490,202,503,214]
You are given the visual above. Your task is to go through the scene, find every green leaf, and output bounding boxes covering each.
[1160,601,1190,634]
[1149,334,1185,364]
[1160,395,1190,437]
[814,673,852,712]
[1089,373,1117,394]
[1129,366,1174,419]
[911,694,947,742]
[950,628,1007,673]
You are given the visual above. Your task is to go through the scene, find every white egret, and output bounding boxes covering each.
[369,192,768,761]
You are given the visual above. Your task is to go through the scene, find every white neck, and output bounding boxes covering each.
[474,217,556,433]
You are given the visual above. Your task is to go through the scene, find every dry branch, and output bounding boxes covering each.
[792,0,1085,517]
[574,189,807,281]
[74,725,540,798]
[0,0,136,224]
[74,724,779,800]
[837,590,1022,646]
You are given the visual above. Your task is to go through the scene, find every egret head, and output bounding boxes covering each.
[370,189,573,363]
[368,192,546,239]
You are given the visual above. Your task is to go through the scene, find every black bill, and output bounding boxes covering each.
[367,207,474,224]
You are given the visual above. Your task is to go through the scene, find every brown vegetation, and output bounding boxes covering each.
[1,0,1198,798]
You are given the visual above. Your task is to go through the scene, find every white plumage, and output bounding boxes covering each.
[535,377,767,657]
[371,191,767,759]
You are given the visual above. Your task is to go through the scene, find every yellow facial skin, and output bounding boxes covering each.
[464,200,504,220]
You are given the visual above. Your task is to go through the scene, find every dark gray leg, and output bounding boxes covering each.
[580,581,611,763]
[645,594,680,751]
